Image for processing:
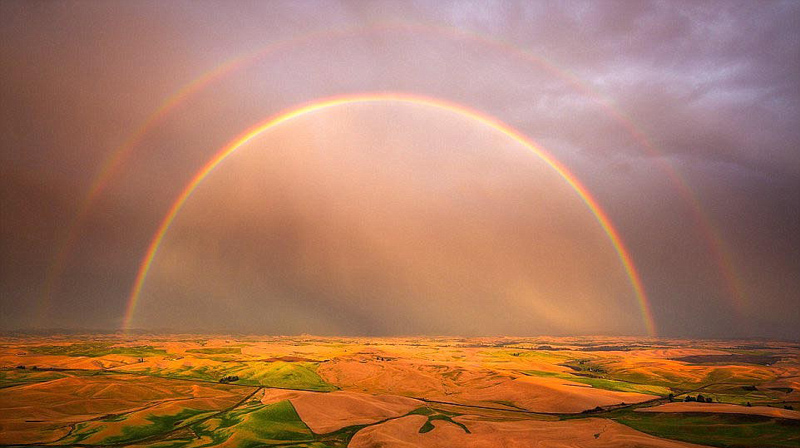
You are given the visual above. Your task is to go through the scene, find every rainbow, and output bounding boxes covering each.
[45,21,743,325]
[122,93,657,336]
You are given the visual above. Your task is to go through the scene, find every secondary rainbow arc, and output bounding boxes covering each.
[122,93,657,336]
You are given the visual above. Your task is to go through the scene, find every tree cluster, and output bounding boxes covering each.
[219,375,239,383]
[684,394,713,403]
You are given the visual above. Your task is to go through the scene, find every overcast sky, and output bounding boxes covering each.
[1,0,798,338]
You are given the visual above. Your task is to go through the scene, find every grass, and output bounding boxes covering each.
[492,348,780,402]
[27,342,167,357]
[185,347,242,355]
[136,360,335,391]
[488,349,573,363]
[516,351,782,398]
[602,364,775,393]
[243,401,314,441]
[520,369,563,378]
[191,400,315,446]
[102,408,212,444]
[100,401,328,448]
[520,370,670,396]
[245,362,334,390]
[61,422,104,444]
[611,410,800,448]
[418,414,471,434]
[59,407,214,444]
[521,361,784,405]
[673,354,782,366]
[0,369,67,388]
[409,406,470,434]
[561,359,607,375]
[691,383,788,405]
[310,423,374,447]
[569,376,670,395]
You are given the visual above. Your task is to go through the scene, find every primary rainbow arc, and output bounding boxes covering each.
[122,93,657,336]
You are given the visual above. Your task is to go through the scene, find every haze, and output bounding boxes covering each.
[1,1,798,339]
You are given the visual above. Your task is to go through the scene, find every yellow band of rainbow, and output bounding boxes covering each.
[122,93,657,336]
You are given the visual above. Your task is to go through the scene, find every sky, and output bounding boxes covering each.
[1,0,798,339]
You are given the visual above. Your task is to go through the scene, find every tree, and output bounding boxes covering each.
[219,375,239,384]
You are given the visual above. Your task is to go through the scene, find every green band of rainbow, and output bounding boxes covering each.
[122,93,657,336]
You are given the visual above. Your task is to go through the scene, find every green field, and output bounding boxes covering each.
[410,407,471,434]
[611,411,800,448]
[191,400,315,447]
[520,369,671,396]
[129,360,335,391]
[26,342,167,358]
[0,369,68,388]
[185,347,242,355]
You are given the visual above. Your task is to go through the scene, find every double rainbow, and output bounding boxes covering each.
[40,22,743,332]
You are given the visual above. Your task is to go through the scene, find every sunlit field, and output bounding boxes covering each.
[3,2,799,447]
[1,335,798,447]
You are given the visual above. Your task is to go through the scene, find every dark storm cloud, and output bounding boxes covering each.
[1,0,798,338]
[427,0,800,174]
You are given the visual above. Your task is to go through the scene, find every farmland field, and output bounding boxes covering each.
[0,335,798,447]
